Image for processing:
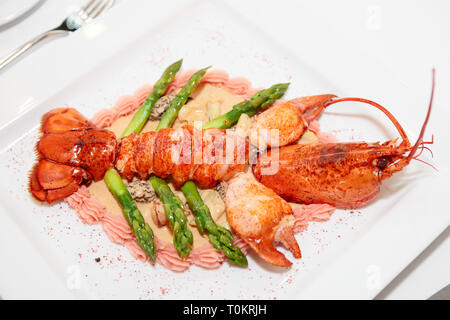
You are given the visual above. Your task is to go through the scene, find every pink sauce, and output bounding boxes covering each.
[233,237,251,255]
[155,237,192,272]
[309,120,338,144]
[191,243,225,269]
[292,204,335,233]
[101,210,134,244]
[65,186,104,225]
[126,237,150,262]
[133,84,153,106]
[65,69,338,271]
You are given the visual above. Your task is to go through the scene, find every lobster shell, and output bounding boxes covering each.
[29,108,117,203]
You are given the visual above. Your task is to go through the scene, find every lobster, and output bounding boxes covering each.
[30,111,249,203]
[29,94,335,204]
[29,108,118,203]
[254,73,436,209]
[28,75,434,267]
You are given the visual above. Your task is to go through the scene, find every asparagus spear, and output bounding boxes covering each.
[121,59,183,137]
[156,66,211,131]
[149,67,212,258]
[105,169,156,261]
[202,83,290,129]
[149,176,193,259]
[181,181,247,266]
[104,60,184,262]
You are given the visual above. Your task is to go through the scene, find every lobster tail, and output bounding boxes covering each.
[40,108,93,133]
[29,108,118,203]
[38,128,117,180]
[29,160,90,203]
[29,163,46,202]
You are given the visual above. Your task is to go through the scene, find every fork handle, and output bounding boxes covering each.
[0,29,69,72]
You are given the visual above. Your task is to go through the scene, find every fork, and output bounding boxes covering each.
[0,0,115,72]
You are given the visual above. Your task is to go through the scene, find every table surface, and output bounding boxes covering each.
[0,0,448,300]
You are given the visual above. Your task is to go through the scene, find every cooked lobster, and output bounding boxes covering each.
[29,108,117,203]
[30,108,251,203]
[29,94,336,204]
[29,81,434,267]
[254,87,435,209]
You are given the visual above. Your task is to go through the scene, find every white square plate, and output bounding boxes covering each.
[0,0,448,299]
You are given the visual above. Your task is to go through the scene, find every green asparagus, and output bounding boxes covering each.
[149,176,193,259]
[121,59,183,137]
[181,181,247,266]
[202,83,290,129]
[104,169,156,261]
[156,66,211,131]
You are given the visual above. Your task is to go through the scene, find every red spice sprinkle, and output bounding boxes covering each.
[160,287,169,295]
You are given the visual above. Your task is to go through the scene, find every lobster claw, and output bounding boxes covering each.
[29,108,118,203]
[288,94,337,114]
[248,95,337,150]
[249,101,308,149]
[226,173,301,267]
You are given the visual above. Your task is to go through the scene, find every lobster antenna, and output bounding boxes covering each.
[311,97,410,144]
[405,68,435,163]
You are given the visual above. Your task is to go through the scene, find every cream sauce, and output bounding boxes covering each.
[173,84,244,128]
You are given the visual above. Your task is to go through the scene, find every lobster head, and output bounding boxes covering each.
[29,108,117,203]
